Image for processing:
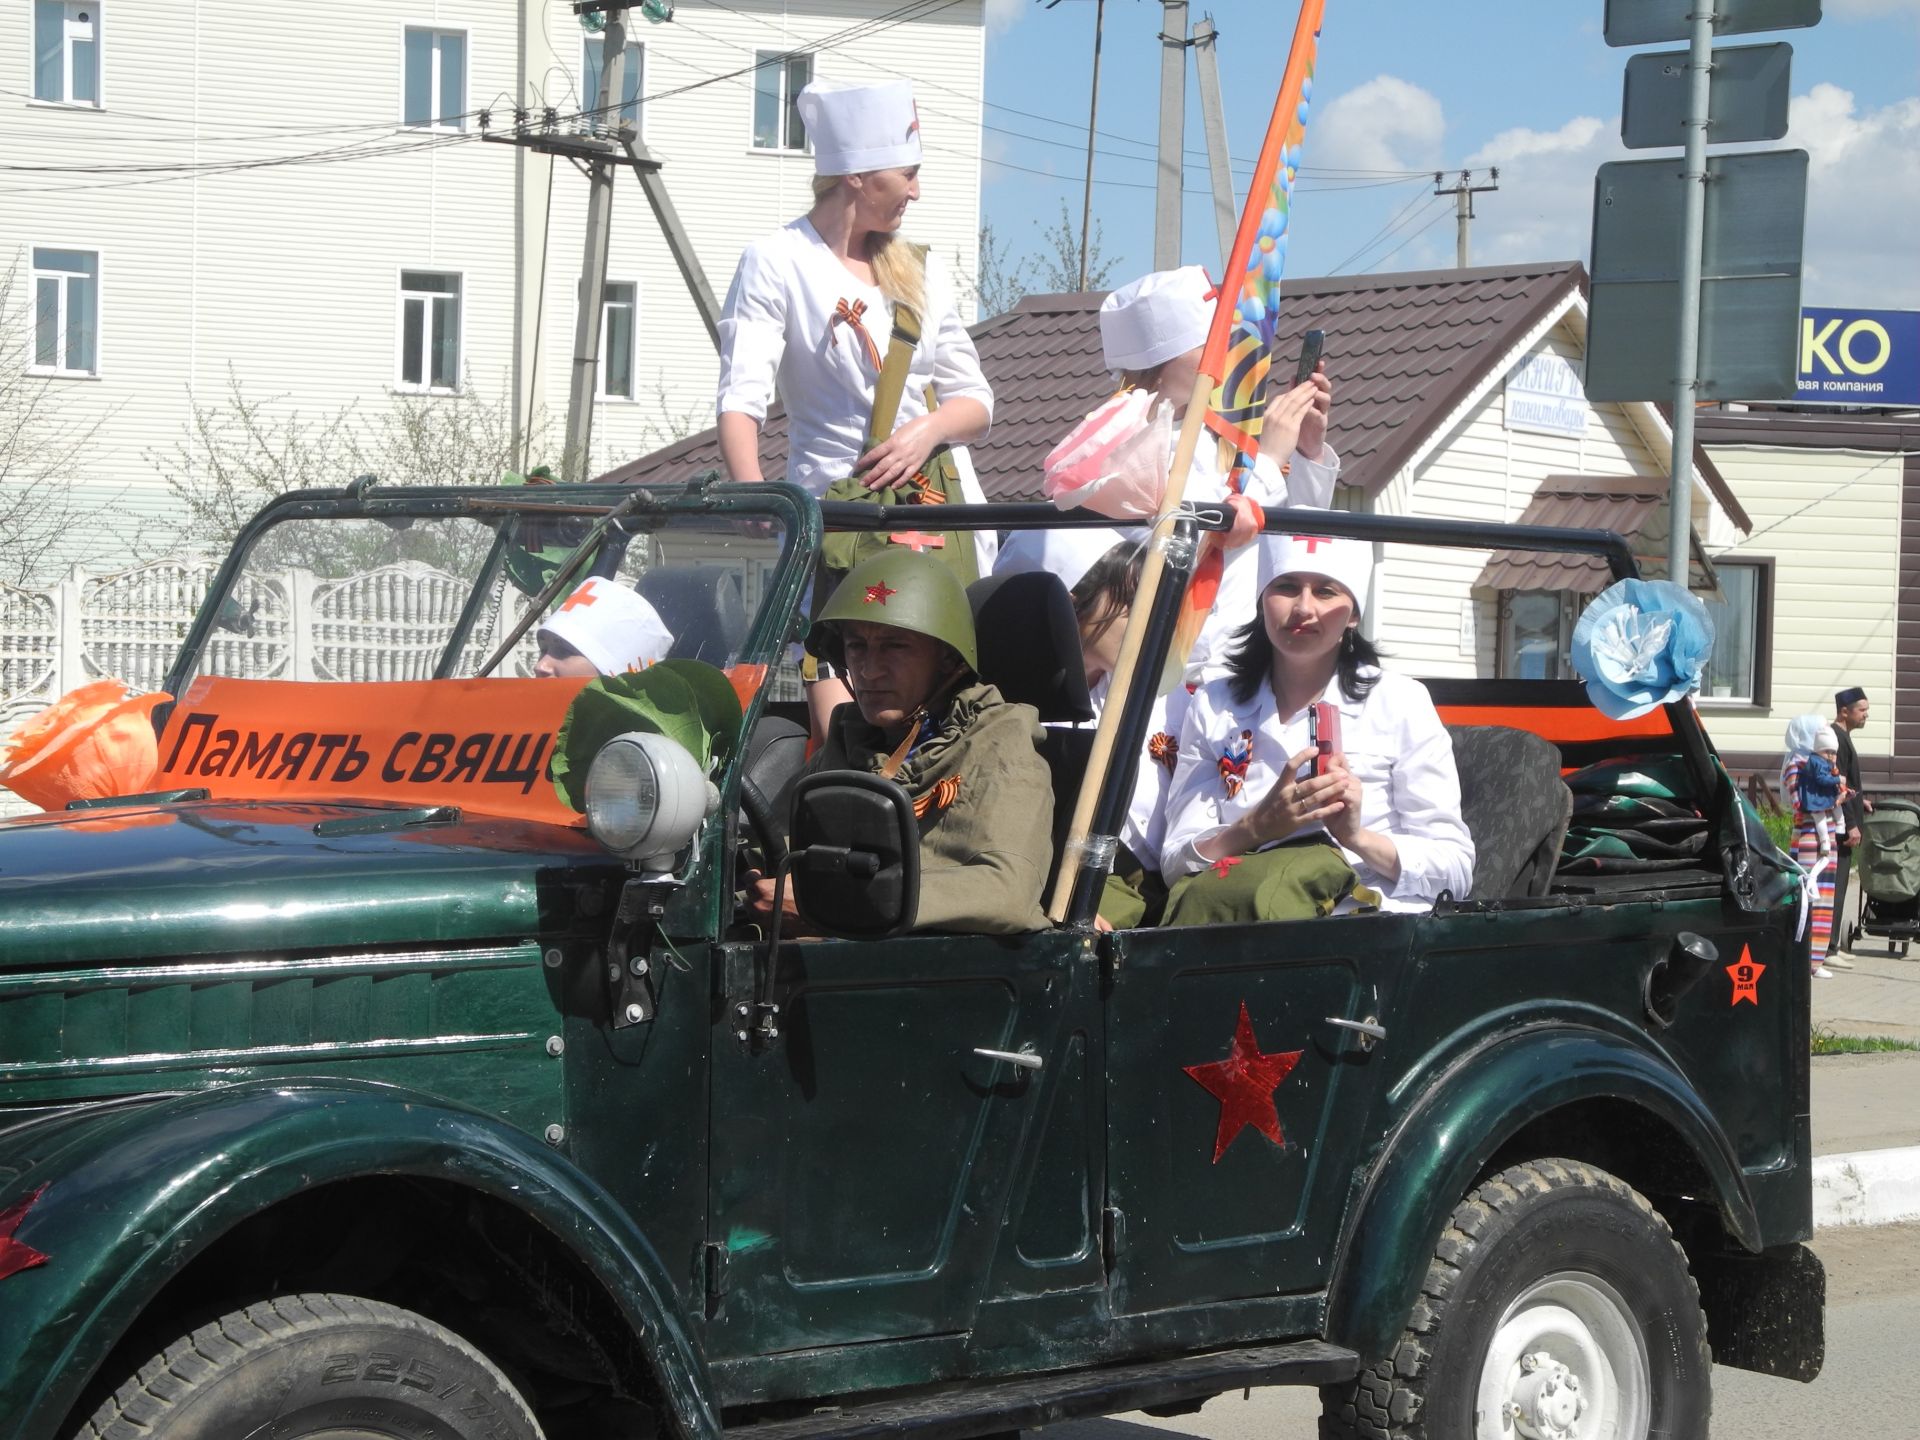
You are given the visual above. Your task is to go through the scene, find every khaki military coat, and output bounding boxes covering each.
[808,682,1053,934]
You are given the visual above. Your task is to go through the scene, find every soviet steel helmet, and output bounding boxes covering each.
[813,549,979,674]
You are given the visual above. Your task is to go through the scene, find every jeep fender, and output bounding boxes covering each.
[1323,1023,1760,1364]
[0,1079,718,1440]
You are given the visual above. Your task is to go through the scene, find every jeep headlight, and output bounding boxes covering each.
[585,732,716,870]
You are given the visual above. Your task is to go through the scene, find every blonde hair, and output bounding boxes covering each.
[811,173,927,323]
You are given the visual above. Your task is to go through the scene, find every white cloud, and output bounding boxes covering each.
[1787,83,1920,306]
[1313,76,1446,175]
[984,0,1025,35]
[1463,115,1627,267]
[1455,88,1920,308]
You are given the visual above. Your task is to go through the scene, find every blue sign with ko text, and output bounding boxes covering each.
[1796,307,1920,406]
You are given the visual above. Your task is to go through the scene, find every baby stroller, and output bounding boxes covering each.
[1847,798,1920,958]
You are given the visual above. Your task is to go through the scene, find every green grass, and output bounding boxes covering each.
[1811,1025,1920,1056]
[1760,807,1795,853]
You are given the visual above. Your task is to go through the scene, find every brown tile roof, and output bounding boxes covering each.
[1476,475,1720,593]
[601,260,1745,528]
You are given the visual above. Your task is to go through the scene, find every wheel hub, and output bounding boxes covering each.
[1503,1350,1589,1439]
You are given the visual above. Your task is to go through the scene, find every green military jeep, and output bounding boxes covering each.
[0,480,1821,1440]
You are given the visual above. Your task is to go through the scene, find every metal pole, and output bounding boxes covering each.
[1192,15,1236,267]
[1668,5,1714,589]
[1077,0,1105,292]
[1455,182,1471,268]
[564,6,628,481]
[1154,0,1188,271]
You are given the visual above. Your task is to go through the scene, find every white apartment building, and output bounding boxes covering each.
[1,0,987,575]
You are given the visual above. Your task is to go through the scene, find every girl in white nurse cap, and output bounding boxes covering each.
[1089,267,1345,683]
[534,578,675,678]
[715,75,996,737]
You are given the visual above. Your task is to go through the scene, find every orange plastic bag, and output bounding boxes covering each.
[0,680,169,810]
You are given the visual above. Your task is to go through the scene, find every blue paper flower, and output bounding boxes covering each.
[1570,578,1715,720]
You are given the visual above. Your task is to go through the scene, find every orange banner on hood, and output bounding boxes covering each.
[156,676,592,826]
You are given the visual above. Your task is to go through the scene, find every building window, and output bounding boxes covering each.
[1497,590,1578,681]
[581,36,642,133]
[398,271,461,392]
[600,282,636,400]
[30,246,99,375]
[33,1,100,106]
[1698,558,1772,706]
[402,27,466,130]
[751,52,810,151]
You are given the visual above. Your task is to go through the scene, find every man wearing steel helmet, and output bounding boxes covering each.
[749,549,1054,934]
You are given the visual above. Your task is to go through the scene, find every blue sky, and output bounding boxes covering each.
[977,0,1920,305]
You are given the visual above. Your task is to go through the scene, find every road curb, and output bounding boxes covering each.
[1812,1146,1920,1228]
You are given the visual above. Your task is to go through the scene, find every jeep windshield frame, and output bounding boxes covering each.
[161,479,817,704]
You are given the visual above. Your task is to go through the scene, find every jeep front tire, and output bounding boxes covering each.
[1320,1158,1711,1440]
[78,1292,542,1440]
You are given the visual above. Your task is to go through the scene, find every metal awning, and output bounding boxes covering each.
[1475,476,1720,596]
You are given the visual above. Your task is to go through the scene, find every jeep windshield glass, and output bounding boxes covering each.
[176,499,794,698]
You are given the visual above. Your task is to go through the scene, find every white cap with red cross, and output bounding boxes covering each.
[537,577,676,675]
[1254,522,1375,616]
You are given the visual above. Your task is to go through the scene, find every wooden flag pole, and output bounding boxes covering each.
[1044,0,1326,924]
[1044,371,1215,922]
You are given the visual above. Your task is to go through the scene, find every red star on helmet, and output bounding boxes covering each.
[863,582,897,605]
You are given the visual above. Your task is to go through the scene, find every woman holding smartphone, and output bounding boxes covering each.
[1158,524,1473,921]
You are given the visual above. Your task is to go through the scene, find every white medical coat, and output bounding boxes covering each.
[1160,668,1474,912]
[716,218,996,564]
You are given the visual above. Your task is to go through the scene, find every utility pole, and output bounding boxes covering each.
[487,2,718,480]
[1078,0,1106,291]
[563,4,628,482]
[1154,0,1189,271]
[1432,168,1499,268]
[1191,14,1235,268]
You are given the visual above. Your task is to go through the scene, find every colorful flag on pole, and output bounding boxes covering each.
[1169,0,1326,682]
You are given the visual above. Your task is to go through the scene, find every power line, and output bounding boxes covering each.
[1364,202,1454,273]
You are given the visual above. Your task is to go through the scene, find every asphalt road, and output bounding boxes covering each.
[1043,1221,1920,1439]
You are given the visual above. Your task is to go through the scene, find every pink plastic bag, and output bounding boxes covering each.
[1043,390,1174,519]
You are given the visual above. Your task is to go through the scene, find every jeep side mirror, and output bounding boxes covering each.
[788,771,920,939]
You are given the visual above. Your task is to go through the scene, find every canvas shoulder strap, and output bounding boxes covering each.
[867,301,925,449]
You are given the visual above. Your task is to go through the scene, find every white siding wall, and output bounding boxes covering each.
[0,0,985,572]
[1698,442,1906,760]
[1374,317,1690,680]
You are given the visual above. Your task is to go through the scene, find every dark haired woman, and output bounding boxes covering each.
[995,524,1184,927]
[1159,526,1473,917]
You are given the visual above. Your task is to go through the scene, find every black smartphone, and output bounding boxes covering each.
[1293,328,1326,384]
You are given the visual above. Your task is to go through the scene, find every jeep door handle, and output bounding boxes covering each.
[1324,1016,1386,1051]
[972,1046,1044,1070]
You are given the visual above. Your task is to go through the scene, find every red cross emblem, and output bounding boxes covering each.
[1292,535,1333,553]
[863,582,897,605]
[560,583,599,613]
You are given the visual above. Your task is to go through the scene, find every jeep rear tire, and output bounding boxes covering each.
[1319,1158,1710,1440]
[77,1292,542,1440]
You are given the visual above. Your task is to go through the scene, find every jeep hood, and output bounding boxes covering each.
[0,800,624,968]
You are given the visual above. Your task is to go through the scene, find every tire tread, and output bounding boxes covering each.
[78,1292,541,1440]
[1319,1157,1709,1440]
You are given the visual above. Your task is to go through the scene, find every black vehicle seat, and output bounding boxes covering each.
[1447,725,1573,899]
[740,713,808,853]
[634,567,749,666]
[966,570,1098,862]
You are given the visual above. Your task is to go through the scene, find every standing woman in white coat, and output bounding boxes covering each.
[714,78,995,735]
